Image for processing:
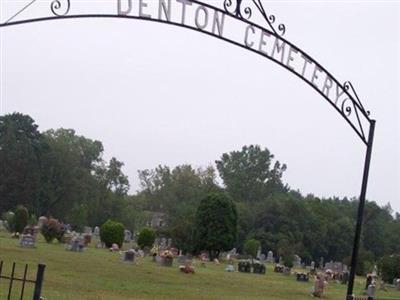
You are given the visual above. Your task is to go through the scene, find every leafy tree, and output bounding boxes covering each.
[0,113,43,214]
[14,205,29,233]
[194,193,237,260]
[244,239,261,258]
[379,255,400,283]
[216,145,287,202]
[40,128,104,220]
[277,238,295,268]
[137,227,156,249]
[136,164,219,252]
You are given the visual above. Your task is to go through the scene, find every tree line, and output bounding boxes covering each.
[1,113,399,270]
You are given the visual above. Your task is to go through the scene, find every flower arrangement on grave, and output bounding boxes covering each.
[151,245,159,256]
[161,250,174,259]
[151,245,159,262]
[179,264,195,274]
[160,250,174,266]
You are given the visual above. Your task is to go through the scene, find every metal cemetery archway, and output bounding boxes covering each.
[0,1,375,298]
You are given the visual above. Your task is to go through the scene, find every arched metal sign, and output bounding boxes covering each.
[0,1,375,299]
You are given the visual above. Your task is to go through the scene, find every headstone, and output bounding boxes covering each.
[324,261,344,273]
[274,265,284,273]
[296,272,309,282]
[160,237,167,249]
[123,249,135,262]
[310,261,315,270]
[293,254,301,268]
[379,280,386,291]
[93,226,100,237]
[69,238,84,252]
[279,256,283,265]
[341,271,349,285]
[259,254,266,262]
[267,251,274,263]
[365,274,373,290]
[167,238,172,247]
[177,255,187,265]
[228,248,237,259]
[256,247,262,260]
[252,262,266,274]
[238,261,251,273]
[366,283,376,299]
[0,220,5,231]
[372,265,378,277]
[111,243,119,251]
[23,226,36,236]
[124,230,132,243]
[155,255,162,263]
[96,241,105,248]
[225,264,235,272]
[83,226,92,234]
[283,267,291,275]
[19,234,35,248]
[37,216,48,229]
[395,278,400,291]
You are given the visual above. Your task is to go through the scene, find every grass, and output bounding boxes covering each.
[0,232,399,300]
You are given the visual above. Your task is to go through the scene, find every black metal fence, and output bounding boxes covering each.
[0,261,45,300]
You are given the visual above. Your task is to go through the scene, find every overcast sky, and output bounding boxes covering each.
[1,1,399,212]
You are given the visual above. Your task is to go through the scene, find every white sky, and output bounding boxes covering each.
[1,1,399,212]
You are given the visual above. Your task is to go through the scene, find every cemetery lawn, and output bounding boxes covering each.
[1,233,399,300]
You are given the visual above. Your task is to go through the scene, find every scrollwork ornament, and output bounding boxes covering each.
[341,98,353,117]
[224,0,252,20]
[344,81,370,116]
[51,0,70,17]
[252,0,286,36]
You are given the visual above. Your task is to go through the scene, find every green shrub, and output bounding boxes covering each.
[100,220,124,248]
[379,254,400,283]
[41,218,61,243]
[137,227,156,249]
[15,205,29,233]
[2,211,15,232]
[244,239,261,258]
[282,255,294,269]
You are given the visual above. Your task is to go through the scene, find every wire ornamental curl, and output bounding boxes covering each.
[344,81,370,116]
[341,98,353,117]
[51,0,70,16]
[224,0,252,20]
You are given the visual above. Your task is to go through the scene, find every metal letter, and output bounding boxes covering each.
[176,0,191,24]
[271,38,286,63]
[311,64,323,89]
[195,6,208,30]
[322,75,333,98]
[259,30,271,55]
[300,53,312,77]
[286,46,298,71]
[244,25,255,48]
[158,0,171,21]
[139,0,151,18]
[334,84,346,104]
[212,11,225,37]
[118,0,132,15]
